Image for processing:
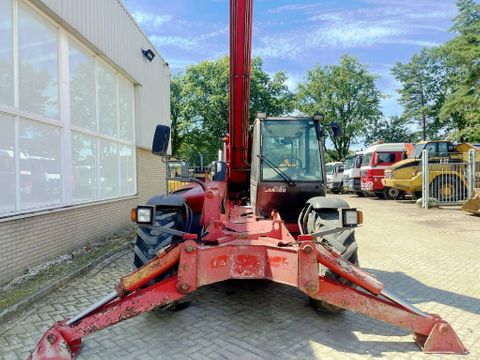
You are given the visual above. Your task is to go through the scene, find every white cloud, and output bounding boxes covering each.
[268,3,321,14]
[255,22,405,59]
[132,11,172,28]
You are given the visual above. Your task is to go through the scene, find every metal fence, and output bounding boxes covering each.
[422,149,478,208]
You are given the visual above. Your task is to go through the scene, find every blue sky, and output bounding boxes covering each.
[123,0,459,118]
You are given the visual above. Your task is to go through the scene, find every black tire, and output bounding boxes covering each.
[430,176,467,202]
[375,191,385,199]
[383,187,402,200]
[356,191,365,197]
[133,207,185,270]
[305,209,359,313]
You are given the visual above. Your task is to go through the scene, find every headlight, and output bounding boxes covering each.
[131,206,155,225]
[339,208,363,227]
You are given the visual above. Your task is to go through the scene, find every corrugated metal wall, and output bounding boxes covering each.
[33,0,171,150]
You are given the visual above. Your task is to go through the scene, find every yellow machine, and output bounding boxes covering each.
[462,188,480,214]
[166,159,191,193]
[382,141,480,201]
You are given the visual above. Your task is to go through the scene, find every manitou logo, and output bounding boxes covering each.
[264,186,287,193]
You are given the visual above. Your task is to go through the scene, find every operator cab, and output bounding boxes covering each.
[408,141,455,159]
[250,115,327,223]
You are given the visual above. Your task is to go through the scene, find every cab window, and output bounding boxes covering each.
[438,142,449,157]
[376,152,396,165]
[425,142,437,156]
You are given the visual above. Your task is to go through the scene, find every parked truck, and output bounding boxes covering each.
[360,142,407,198]
[326,161,344,193]
[382,141,480,201]
[343,151,363,195]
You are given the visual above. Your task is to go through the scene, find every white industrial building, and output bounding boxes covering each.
[0,0,170,284]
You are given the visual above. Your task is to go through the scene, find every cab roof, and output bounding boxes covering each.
[364,143,407,153]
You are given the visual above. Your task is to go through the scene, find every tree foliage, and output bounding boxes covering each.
[296,55,382,160]
[171,56,294,165]
[437,0,480,142]
[392,0,480,142]
[364,116,417,145]
[391,49,450,141]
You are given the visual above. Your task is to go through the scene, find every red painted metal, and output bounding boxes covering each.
[28,276,185,359]
[228,0,253,186]
[29,228,468,358]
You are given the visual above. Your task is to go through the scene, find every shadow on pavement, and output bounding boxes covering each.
[365,268,480,316]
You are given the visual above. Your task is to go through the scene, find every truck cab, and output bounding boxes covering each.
[326,161,344,193]
[343,152,363,195]
[360,143,407,198]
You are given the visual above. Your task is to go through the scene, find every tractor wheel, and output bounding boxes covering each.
[383,187,403,200]
[133,206,185,271]
[430,176,467,203]
[133,206,190,311]
[305,209,359,313]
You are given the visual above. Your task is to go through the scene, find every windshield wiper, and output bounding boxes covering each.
[258,154,296,186]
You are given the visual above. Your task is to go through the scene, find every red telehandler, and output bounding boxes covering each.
[29,0,467,358]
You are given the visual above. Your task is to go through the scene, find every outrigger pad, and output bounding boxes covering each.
[414,321,469,355]
[28,325,80,360]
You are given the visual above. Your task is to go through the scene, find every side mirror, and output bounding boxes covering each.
[152,125,170,156]
[331,122,343,138]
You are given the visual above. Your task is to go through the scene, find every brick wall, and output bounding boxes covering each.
[0,148,166,285]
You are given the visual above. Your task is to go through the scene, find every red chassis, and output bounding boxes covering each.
[29,183,468,359]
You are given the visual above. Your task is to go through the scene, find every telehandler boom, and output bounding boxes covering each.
[29,1,467,358]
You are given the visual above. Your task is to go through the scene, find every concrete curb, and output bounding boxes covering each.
[0,243,132,324]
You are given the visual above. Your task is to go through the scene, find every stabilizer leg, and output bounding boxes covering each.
[312,272,468,355]
[28,275,185,359]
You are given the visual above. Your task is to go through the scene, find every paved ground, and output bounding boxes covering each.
[1,195,479,360]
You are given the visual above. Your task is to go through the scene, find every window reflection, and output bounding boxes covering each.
[100,140,118,198]
[0,0,14,106]
[0,114,15,213]
[120,145,135,195]
[119,78,134,141]
[69,41,96,130]
[18,1,59,119]
[261,120,322,182]
[72,132,97,201]
[98,63,117,136]
[19,119,62,209]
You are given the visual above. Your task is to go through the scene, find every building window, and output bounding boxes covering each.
[18,0,59,119]
[0,0,14,106]
[69,41,96,131]
[72,132,97,202]
[19,118,62,209]
[0,113,15,213]
[0,0,136,217]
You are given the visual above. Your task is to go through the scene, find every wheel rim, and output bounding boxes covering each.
[440,184,454,199]
[387,188,399,198]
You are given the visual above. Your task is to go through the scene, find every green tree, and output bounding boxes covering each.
[172,56,294,164]
[296,55,382,160]
[364,116,417,145]
[170,74,184,155]
[391,48,449,141]
[437,0,480,142]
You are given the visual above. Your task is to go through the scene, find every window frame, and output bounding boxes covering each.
[0,0,137,218]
